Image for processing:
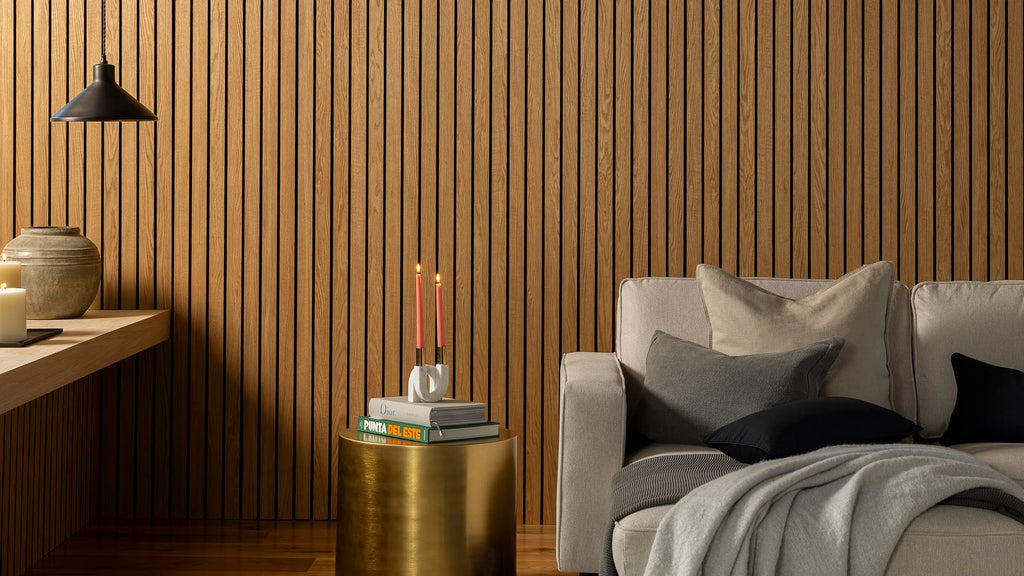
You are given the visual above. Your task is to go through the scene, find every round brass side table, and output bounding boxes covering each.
[337,428,517,576]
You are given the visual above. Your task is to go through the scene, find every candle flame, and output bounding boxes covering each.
[1,253,5,262]
[416,263,421,274]
[0,283,6,291]
[435,273,441,284]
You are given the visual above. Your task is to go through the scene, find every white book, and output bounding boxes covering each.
[367,397,487,427]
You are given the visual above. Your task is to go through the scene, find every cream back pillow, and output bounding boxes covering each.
[696,261,894,409]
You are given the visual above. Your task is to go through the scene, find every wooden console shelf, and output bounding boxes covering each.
[0,309,171,415]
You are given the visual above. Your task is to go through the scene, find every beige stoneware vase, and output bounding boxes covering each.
[2,226,101,319]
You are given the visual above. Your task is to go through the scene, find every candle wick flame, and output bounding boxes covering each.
[416,263,421,274]
[1,254,5,262]
[1,283,6,291]
[435,273,441,284]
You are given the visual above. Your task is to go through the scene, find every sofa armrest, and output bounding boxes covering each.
[556,352,628,573]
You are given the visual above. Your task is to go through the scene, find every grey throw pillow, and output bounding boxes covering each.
[635,330,845,445]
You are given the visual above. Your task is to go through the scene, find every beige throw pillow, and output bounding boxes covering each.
[696,261,895,409]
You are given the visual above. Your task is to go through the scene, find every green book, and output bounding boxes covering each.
[357,416,499,444]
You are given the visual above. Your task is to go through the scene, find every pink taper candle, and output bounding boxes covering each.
[415,264,425,350]
[435,273,445,346]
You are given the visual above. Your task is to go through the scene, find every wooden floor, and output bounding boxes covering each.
[23,522,573,576]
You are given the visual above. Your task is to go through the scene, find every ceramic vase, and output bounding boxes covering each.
[2,227,102,319]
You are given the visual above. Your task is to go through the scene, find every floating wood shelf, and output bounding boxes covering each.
[0,310,171,415]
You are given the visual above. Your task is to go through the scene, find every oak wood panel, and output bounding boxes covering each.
[0,5,1021,560]
[1010,1,1024,281]
[508,0,527,523]
[1,379,100,576]
[722,0,740,274]
[828,0,844,278]
[919,0,935,284]
[686,0,702,276]
[524,0,544,526]
[703,0,721,270]
[757,0,773,276]
[775,0,792,278]
[936,0,953,281]
[739,0,756,277]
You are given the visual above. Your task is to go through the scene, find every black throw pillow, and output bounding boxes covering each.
[703,396,921,464]
[942,353,1024,445]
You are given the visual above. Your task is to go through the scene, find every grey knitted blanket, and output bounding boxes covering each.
[603,447,1024,576]
[601,452,747,576]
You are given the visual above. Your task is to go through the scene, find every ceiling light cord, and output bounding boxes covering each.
[101,0,107,64]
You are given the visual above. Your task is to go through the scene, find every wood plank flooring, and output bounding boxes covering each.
[23,522,571,576]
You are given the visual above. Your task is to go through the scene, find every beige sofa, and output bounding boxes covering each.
[556,277,1024,575]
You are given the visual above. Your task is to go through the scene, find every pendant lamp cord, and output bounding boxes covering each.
[100,0,107,63]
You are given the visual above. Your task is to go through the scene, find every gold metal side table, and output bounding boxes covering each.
[337,428,517,576]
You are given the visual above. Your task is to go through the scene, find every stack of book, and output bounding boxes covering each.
[358,397,498,443]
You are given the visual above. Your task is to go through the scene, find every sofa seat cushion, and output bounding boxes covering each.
[611,504,1024,576]
[625,443,722,465]
[952,443,1024,486]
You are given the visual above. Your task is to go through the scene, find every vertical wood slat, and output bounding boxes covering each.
[524,0,543,525]
[224,0,244,521]
[0,3,1021,548]
[0,381,101,576]
[541,0,561,527]
[704,0,721,270]
[1010,0,1024,280]
[722,0,740,275]
[952,0,971,280]
[739,0,757,277]
[775,0,792,278]
[971,0,988,281]
[686,0,703,276]
[492,0,508,432]
[648,0,667,277]
[507,0,527,524]
[756,0,773,277]
[918,0,935,284]
[935,0,953,281]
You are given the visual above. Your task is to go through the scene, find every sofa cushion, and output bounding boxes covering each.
[697,261,895,410]
[625,443,722,465]
[942,354,1024,445]
[703,397,920,464]
[912,281,1024,438]
[635,331,844,445]
[617,276,915,424]
[951,443,1024,487]
[611,504,1024,576]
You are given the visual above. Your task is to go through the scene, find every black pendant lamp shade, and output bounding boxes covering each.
[51,0,156,122]
[51,63,156,122]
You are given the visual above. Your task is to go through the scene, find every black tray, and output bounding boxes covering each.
[0,328,63,347]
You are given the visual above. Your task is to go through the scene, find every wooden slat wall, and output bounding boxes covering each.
[0,377,101,576]
[0,0,1021,534]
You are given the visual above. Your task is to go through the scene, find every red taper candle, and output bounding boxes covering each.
[415,264,424,351]
[435,273,445,347]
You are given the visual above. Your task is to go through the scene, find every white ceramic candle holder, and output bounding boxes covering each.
[407,363,449,403]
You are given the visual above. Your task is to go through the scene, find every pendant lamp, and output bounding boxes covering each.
[51,0,156,122]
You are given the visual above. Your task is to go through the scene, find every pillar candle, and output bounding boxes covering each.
[0,283,27,342]
[435,273,445,347]
[415,264,424,349]
[0,254,21,288]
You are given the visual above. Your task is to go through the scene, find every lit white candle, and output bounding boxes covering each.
[0,253,21,288]
[0,282,27,342]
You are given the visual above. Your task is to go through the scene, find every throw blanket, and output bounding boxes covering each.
[643,444,1024,576]
[601,452,747,576]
